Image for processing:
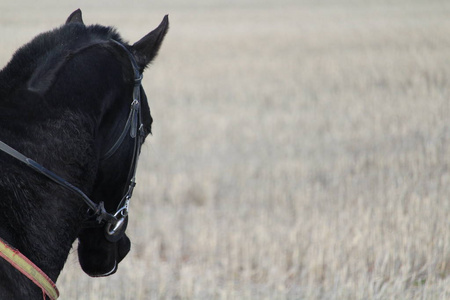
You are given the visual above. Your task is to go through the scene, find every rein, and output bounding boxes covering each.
[0,39,144,298]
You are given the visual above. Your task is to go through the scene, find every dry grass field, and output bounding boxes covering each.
[1,0,450,299]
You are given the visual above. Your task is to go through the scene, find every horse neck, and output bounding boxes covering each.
[0,165,87,279]
[0,177,85,300]
[0,107,98,282]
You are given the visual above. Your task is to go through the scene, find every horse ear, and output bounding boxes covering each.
[27,54,67,95]
[66,9,84,25]
[132,15,169,71]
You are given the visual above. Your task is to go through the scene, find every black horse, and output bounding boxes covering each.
[0,9,168,299]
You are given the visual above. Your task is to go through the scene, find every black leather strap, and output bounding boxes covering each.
[0,140,104,215]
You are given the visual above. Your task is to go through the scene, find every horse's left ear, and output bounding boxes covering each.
[132,15,169,71]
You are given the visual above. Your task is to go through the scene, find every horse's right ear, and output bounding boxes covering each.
[132,15,169,72]
[66,9,84,25]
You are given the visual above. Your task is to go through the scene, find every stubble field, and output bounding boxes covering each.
[1,1,450,299]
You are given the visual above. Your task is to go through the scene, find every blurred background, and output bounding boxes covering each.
[1,0,450,299]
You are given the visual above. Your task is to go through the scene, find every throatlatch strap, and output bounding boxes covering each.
[0,238,59,300]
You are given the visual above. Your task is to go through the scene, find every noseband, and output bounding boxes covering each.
[0,39,144,242]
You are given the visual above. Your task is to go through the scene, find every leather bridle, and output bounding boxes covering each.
[0,39,145,242]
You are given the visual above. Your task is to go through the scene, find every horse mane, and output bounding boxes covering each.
[0,23,125,100]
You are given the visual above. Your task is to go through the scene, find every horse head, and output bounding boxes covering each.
[63,9,169,277]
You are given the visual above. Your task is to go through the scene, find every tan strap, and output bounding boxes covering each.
[0,238,59,300]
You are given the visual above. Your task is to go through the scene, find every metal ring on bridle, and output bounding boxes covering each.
[105,216,126,236]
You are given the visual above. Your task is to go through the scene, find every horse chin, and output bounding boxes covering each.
[77,228,131,277]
